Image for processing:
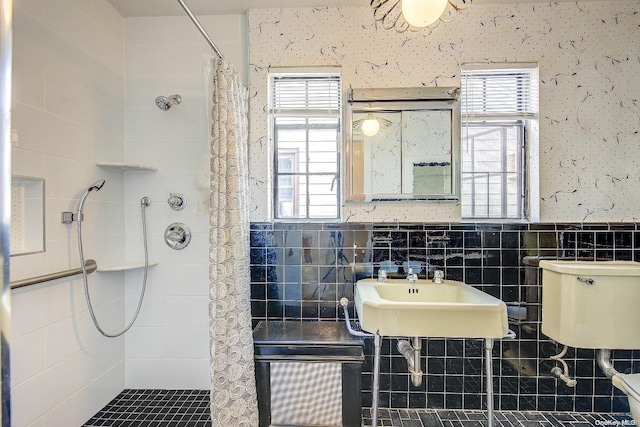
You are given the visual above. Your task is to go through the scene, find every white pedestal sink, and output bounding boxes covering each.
[352,278,509,427]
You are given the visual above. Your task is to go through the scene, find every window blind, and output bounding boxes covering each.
[271,75,341,113]
[461,65,539,121]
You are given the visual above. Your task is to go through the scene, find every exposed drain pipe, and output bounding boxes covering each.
[397,338,423,387]
[550,345,577,387]
[597,349,622,378]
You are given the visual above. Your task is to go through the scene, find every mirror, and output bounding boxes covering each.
[345,87,461,202]
[11,176,45,256]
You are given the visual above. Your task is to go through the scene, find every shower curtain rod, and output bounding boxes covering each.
[176,0,224,60]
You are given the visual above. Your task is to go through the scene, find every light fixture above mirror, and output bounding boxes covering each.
[371,0,472,33]
[353,113,393,137]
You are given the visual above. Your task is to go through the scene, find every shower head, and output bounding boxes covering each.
[88,179,106,192]
[155,94,182,111]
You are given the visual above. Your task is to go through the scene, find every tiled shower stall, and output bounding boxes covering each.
[249,222,640,414]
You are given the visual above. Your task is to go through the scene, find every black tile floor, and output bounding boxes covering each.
[83,390,211,427]
[83,389,635,427]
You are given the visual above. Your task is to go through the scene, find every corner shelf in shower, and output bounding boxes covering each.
[96,162,158,171]
[97,261,159,272]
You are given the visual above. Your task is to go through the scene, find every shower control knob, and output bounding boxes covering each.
[164,222,191,250]
[167,193,186,210]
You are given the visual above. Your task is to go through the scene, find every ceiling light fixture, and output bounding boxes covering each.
[371,0,472,33]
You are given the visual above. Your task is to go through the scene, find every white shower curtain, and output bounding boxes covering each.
[208,57,259,426]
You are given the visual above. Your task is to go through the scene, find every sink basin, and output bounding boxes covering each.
[354,278,508,338]
[539,260,640,349]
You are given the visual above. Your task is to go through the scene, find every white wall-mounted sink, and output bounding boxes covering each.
[540,260,640,349]
[354,278,508,338]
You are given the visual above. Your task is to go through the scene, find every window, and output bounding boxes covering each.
[270,69,341,220]
[461,64,539,219]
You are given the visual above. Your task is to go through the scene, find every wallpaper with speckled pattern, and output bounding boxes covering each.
[247,2,640,223]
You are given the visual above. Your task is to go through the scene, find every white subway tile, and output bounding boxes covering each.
[90,336,124,378]
[44,0,93,57]
[44,312,102,367]
[45,71,94,128]
[125,327,164,358]
[93,130,125,164]
[12,54,45,108]
[43,363,123,427]
[11,330,46,386]
[11,286,50,338]
[125,359,203,389]
[161,296,207,328]
[14,7,94,88]
[11,103,92,162]
[163,264,209,297]
[11,351,92,427]
[125,43,166,78]
[162,327,209,359]
[126,295,165,327]
[91,0,124,44]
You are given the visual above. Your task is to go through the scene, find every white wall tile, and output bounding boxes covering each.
[16,0,45,21]
[125,294,165,327]
[160,296,208,328]
[122,12,244,390]
[125,359,205,389]
[12,54,45,108]
[125,327,164,359]
[93,129,125,163]
[11,0,126,424]
[43,0,93,57]
[14,7,94,88]
[162,264,209,297]
[124,43,168,79]
[11,330,46,386]
[43,362,123,427]
[11,286,51,337]
[11,351,92,427]
[11,103,93,162]
[162,327,209,359]
[90,336,125,378]
[44,312,102,367]
[11,148,45,178]
[45,70,95,127]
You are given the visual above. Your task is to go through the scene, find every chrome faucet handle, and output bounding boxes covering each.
[378,269,388,282]
[433,270,445,283]
[406,268,418,283]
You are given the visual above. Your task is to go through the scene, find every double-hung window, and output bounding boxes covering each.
[269,69,341,220]
[461,64,539,219]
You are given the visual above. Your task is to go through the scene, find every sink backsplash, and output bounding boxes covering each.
[249,222,640,413]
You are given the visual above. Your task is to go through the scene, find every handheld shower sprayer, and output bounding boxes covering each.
[88,179,106,192]
[74,178,152,338]
[76,179,106,222]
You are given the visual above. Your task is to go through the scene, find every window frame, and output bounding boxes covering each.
[460,63,539,221]
[461,121,526,219]
[269,68,342,221]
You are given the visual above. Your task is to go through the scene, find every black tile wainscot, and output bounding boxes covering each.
[249,222,640,413]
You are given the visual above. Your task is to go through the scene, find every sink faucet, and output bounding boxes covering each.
[433,270,445,284]
[406,268,418,283]
[378,269,388,282]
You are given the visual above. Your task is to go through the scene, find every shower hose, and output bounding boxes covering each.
[78,197,151,338]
